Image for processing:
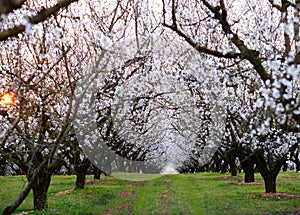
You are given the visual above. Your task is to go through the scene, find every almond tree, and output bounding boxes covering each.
[0,0,142,212]
[161,0,300,192]
[0,19,78,211]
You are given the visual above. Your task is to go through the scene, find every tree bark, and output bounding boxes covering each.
[220,161,228,173]
[32,172,51,210]
[74,158,90,189]
[291,149,300,172]
[263,174,277,193]
[75,170,86,189]
[0,0,79,41]
[282,162,288,172]
[93,165,101,180]
[0,0,26,15]
[243,164,255,183]
[0,159,6,176]
[255,150,283,193]
[230,164,237,177]
[240,158,255,183]
[228,156,237,177]
[25,152,54,211]
[294,0,300,55]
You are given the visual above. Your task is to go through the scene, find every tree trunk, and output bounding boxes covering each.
[0,165,5,176]
[93,165,101,180]
[0,155,6,176]
[255,150,283,193]
[296,160,300,172]
[263,174,277,193]
[73,140,91,189]
[291,149,300,172]
[220,161,228,173]
[243,165,255,183]
[74,157,90,189]
[240,158,255,183]
[230,165,237,177]
[32,172,51,210]
[75,170,86,189]
[282,162,288,172]
[228,155,238,177]
[27,152,53,211]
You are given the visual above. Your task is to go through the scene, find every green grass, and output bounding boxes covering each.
[0,172,299,215]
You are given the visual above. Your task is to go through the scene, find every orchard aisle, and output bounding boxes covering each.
[0,172,299,215]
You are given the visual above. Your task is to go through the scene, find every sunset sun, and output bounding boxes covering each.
[0,92,15,108]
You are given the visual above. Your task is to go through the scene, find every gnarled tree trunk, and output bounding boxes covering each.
[32,172,51,210]
[27,152,53,211]
[255,150,285,193]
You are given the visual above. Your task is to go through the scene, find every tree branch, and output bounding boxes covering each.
[267,0,284,11]
[201,0,273,83]
[0,0,78,41]
[0,0,26,15]
[162,23,241,59]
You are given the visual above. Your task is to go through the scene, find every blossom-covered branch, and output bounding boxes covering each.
[0,0,78,41]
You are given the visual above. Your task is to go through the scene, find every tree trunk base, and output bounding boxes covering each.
[32,174,51,210]
[76,172,86,189]
[264,177,276,193]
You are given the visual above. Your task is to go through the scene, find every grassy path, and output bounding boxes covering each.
[124,173,300,215]
[0,172,299,214]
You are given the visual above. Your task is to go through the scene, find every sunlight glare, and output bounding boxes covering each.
[0,92,15,108]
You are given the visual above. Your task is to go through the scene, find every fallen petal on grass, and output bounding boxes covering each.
[55,189,73,196]
[261,192,300,199]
